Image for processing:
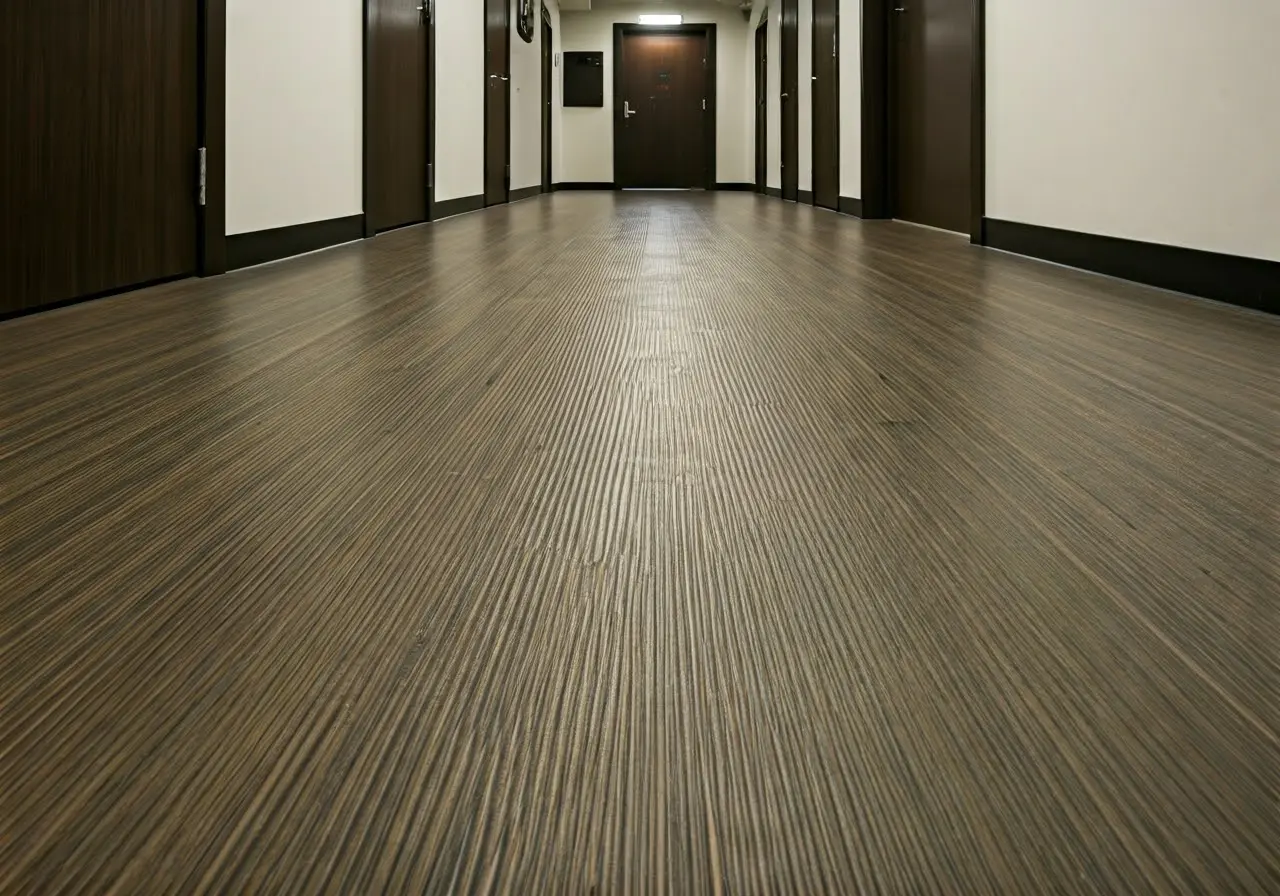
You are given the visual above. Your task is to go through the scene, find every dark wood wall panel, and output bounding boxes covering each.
[891,0,975,233]
[199,0,228,274]
[779,0,799,201]
[1,0,199,314]
[614,31,709,188]
[367,0,431,233]
[484,0,511,206]
[812,0,839,209]
[755,23,768,191]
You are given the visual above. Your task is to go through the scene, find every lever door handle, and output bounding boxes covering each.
[623,100,638,118]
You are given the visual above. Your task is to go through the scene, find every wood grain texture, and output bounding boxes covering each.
[892,0,974,233]
[812,0,839,211]
[484,0,511,207]
[368,0,430,233]
[780,0,799,201]
[615,30,710,189]
[2,193,1277,892]
[0,0,199,313]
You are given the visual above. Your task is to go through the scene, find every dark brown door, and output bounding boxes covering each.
[812,0,839,210]
[755,22,768,192]
[615,30,709,189]
[542,13,553,191]
[891,0,973,232]
[369,0,431,232]
[779,0,799,201]
[484,0,511,206]
[1,0,198,315]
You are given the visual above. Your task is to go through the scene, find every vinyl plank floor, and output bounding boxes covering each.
[2,193,1277,892]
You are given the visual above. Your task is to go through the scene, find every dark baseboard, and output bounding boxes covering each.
[838,196,864,217]
[509,185,543,203]
[433,194,485,220]
[715,182,756,191]
[798,189,814,204]
[555,182,615,191]
[766,186,782,198]
[226,214,364,271]
[984,218,1279,315]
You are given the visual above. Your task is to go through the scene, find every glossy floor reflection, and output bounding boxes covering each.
[2,193,1277,891]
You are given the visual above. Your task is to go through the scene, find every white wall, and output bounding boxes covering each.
[225,0,362,235]
[560,2,752,184]
[989,0,1280,261]
[837,0,860,198]
[512,1,562,190]
[435,0,486,202]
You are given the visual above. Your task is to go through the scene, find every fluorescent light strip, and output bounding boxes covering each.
[638,14,683,25]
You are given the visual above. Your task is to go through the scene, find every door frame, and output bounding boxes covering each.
[362,0,437,236]
[198,0,228,274]
[541,4,553,192]
[779,0,798,201]
[860,0,985,243]
[484,0,512,206]
[810,0,839,210]
[611,23,718,191]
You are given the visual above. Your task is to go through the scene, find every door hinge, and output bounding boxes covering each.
[197,147,207,206]
[428,162,434,189]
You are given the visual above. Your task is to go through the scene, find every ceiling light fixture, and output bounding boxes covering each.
[638,14,683,25]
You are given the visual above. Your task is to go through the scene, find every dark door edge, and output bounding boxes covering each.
[779,0,799,201]
[810,0,839,210]
[483,0,512,207]
[363,0,437,238]
[861,0,984,242]
[199,0,227,275]
[541,7,553,192]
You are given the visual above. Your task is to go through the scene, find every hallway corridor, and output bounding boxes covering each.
[2,193,1277,891]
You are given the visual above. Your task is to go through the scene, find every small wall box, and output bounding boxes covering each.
[563,52,604,107]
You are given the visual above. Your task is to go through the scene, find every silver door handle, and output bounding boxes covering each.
[500,74,509,81]
[781,92,789,98]
[624,100,638,118]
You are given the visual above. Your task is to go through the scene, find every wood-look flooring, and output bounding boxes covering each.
[2,193,1277,892]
